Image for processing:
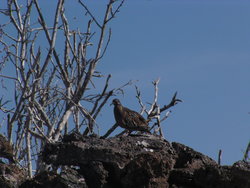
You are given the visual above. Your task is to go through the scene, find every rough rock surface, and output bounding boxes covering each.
[3,132,249,188]
[0,161,26,188]
[35,133,249,188]
[0,134,26,188]
[20,168,87,188]
[42,133,176,188]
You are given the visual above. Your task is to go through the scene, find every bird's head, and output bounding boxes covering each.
[111,98,121,106]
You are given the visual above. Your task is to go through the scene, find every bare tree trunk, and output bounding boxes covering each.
[25,115,32,178]
[0,0,126,173]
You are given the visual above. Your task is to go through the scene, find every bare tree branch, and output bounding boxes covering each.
[102,123,118,138]
[78,0,102,29]
[1,0,127,173]
[244,141,250,162]
[135,79,182,137]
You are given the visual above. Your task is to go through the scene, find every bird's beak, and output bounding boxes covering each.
[110,102,114,106]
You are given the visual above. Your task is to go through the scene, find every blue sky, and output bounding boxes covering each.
[1,0,250,165]
[98,0,250,165]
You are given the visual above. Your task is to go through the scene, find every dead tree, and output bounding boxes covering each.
[0,0,125,177]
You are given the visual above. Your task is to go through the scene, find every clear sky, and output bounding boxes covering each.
[96,0,250,165]
[1,0,250,165]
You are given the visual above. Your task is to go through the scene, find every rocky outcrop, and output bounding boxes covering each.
[42,133,176,188]
[1,132,248,187]
[0,134,26,188]
[0,162,26,188]
[169,143,250,188]
[0,135,15,164]
[20,168,87,188]
[26,132,249,188]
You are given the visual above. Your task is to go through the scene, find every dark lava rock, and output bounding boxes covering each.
[193,160,250,188]
[18,133,250,188]
[0,135,15,164]
[20,168,87,188]
[0,162,26,188]
[43,133,175,188]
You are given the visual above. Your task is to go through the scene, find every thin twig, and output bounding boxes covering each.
[106,0,125,23]
[218,149,222,165]
[78,0,101,28]
[148,78,160,116]
[135,85,147,115]
[244,141,250,161]
[102,123,118,138]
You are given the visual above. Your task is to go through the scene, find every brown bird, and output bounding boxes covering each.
[111,99,150,133]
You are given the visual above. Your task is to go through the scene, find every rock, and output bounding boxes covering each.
[168,143,250,188]
[171,142,217,169]
[168,142,218,188]
[40,133,250,188]
[20,168,87,188]
[0,135,15,164]
[192,160,250,188]
[0,161,26,188]
[6,132,249,188]
[43,133,175,188]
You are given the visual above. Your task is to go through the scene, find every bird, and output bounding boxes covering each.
[111,99,150,133]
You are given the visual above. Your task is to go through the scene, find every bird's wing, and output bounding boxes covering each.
[124,107,147,126]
